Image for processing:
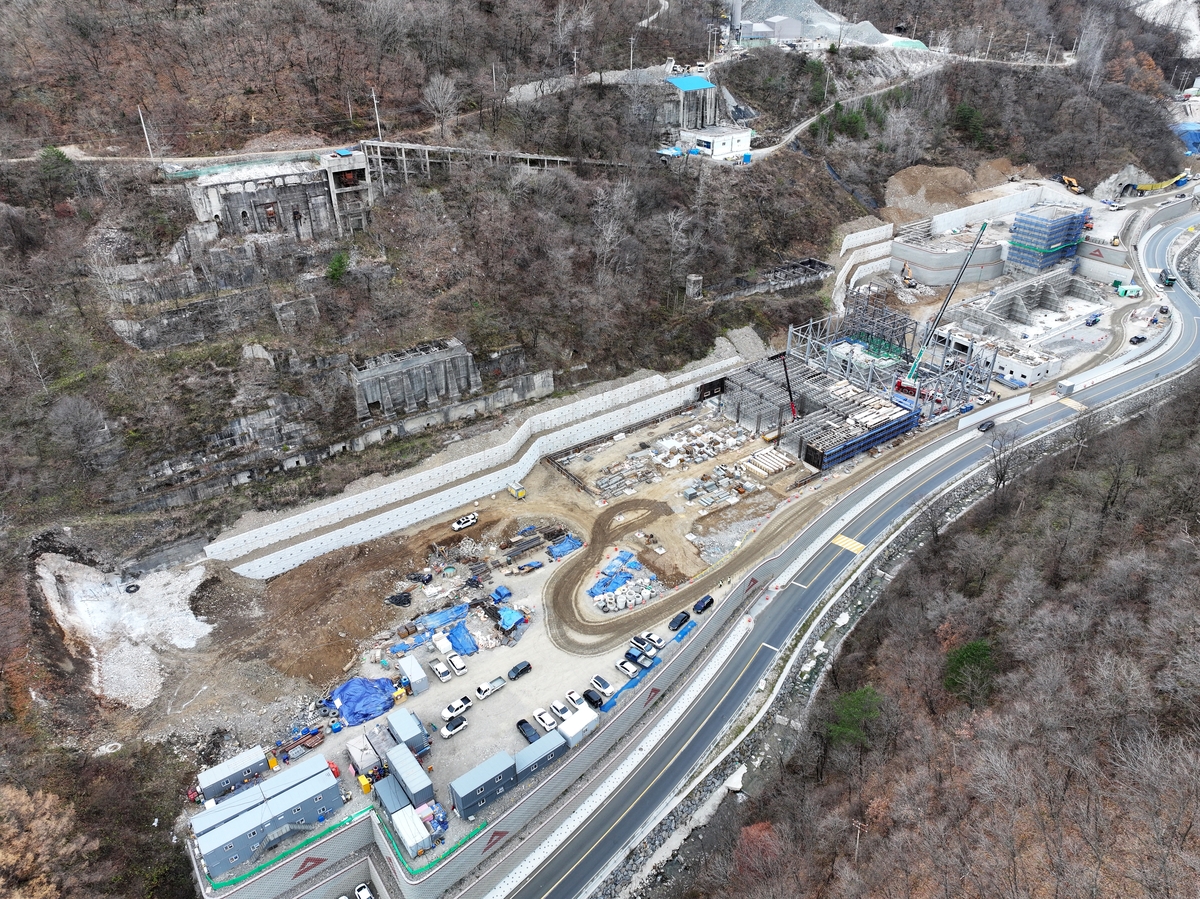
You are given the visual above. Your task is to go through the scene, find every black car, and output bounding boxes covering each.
[977,420,996,433]
[693,594,714,614]
[582,688,605,709]
[668,611,691,631]
[516,718,539,744]
[1130,335,1147,345]
[508,660,532,681]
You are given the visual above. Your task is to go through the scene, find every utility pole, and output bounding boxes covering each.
[1045,33,1054,65]
[629,36,635,69]
[492,63,497,93]
[137,105,154,160]
[573,47,579,76]
[1024,32,1030,59]
[347,93,353,122]
[984,30,993,60]
[370,88,382,141]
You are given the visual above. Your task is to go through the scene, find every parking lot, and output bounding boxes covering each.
[340,581,709,837]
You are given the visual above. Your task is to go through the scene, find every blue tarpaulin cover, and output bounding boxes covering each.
[626,559,643,571]
[415,603,469,630]
[388,631,431,654]
[498,608,525,631]
[588,570,634,597]
[447,620,479,655]
[325,677,395,726]
[548,535,583,559]
[491,586,512,603]
[602,551,634,576]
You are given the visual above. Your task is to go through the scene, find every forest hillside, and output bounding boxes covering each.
[679,375,1200,899]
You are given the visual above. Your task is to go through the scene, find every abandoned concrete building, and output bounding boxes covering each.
[186,148,374,240]
[349,339,484,421]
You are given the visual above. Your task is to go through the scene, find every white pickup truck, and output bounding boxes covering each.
[475,676,507,700]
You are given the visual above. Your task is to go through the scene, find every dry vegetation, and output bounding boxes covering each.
[0,1,1194,896]
[682,377,1200,899]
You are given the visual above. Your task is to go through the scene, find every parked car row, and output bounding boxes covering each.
[430,650,468,683]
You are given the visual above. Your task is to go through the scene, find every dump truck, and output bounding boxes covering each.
[475,677,507,700]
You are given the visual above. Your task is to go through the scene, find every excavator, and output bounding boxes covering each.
[1053,174,1085,195]
[901,261,918,288]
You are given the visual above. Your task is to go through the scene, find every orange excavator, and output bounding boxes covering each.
[901,262,918,288]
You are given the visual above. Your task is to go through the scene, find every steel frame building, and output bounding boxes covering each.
[720,293,996,467]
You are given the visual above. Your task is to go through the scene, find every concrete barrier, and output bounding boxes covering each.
[839,222,893,256]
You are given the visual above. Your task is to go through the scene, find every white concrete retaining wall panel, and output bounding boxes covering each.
[207,375,676,561]
[849,258,892,286]
[232,384,701,578]
[1145,199,1191,230]
[928,186,1045,234]
[839,223,894,256]
[1075,258,1131,284]
[832,241,893,307]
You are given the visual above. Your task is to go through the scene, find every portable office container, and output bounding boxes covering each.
[372,774,411,817]
[197,746,270,802]
[387,744,434,806]
[397,656,429,694]
[557,709,599,748]
[448,751,516,816]
[515,730,567,784]
[196,767,341,878]
[391,806,434,858]
[192,754,329,836]
[387,708,431,756]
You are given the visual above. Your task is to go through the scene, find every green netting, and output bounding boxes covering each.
[207,807,374,890]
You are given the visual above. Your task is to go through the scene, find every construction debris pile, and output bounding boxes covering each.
[680,463,760,511]
[588,546,663,613]
[649,419,752,471]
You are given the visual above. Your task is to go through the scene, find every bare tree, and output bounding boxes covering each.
[422,73,459,140]
[987,424,1021,507]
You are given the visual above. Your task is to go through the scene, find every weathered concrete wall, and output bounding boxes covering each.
[110,288,274,350]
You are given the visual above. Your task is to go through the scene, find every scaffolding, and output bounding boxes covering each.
[1007,205,1088,272]
[784,290,998,424]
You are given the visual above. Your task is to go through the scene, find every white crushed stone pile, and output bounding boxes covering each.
[36,553,212,709]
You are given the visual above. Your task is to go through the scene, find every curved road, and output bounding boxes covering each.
[493,212,1200,899]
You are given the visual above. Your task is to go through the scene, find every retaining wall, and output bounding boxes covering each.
[209,357,739,577]
[831,242,892,310]
[928,185,1045,233]
[890,239,1005,284]
[839,222,893,256]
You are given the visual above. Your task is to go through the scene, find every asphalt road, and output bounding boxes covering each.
[500,210,1200,899]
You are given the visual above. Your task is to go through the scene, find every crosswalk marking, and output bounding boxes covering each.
[831,533,866,554]
[1059,397,1088,412]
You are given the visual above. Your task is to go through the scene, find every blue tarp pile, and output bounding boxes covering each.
[416,603,470,630]
[490,586,512,603]
[588,570,634,597]
[325,677,395,726]
[548,535,583,559]
[602,551,634,576]
[1173,123,1200,155]
[627,559,643,571]
[498,608,525,631]
[388,630,432,654]
[447,620,479,655]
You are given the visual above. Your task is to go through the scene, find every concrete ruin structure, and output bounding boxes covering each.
[186,149,374,240]
[349,339,484,421]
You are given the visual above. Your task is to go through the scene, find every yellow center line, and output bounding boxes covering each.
[537,643,774,899]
